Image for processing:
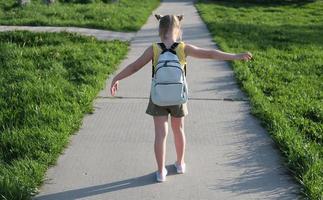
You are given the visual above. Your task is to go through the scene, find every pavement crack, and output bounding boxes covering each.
[96,96,249,102]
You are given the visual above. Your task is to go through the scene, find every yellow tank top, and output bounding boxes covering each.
[152,42,187,74]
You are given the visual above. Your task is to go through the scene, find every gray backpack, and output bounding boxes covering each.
[151,43,188,106]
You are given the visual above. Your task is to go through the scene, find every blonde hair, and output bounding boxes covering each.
[155,14,184,41]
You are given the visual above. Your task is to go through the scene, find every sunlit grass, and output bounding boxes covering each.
[0,31,128,199]
[0,0,159,31]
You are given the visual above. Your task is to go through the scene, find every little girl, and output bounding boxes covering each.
[110,14,252,182]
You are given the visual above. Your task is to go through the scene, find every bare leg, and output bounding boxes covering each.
[153,116,169,173]
[171,116,186,165]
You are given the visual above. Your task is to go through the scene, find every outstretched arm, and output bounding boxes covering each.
[110,45,153,96]
[185,44,252,61]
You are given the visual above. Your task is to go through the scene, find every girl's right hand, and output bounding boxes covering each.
[110,79,119,96]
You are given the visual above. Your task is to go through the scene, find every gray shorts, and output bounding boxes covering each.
[145,97,188,117]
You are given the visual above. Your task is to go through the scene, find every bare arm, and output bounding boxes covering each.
[110,45,153,96]
[185,44,252,61]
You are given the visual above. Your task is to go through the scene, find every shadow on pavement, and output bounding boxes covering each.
[33,165,177,200]
[207,110,301,199]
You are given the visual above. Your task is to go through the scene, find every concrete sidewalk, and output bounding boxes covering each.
[33,0,300,199]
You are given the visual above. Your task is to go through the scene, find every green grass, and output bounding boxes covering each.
[0,31,128,199]
[195,0,323,199]
[0,0,159,32]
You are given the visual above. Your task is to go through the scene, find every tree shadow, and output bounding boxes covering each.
[207,106,301,198]
[204,21,323,49]
[132,24,212,44]
[194,74,247,100]
[33,164,178,200]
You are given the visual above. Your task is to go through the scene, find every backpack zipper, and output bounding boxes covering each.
[154,65,184,75]
[154,82,183,86]
[156,60,180,65]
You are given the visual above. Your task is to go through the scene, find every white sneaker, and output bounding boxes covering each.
[156,168,168,182]
[174,162,186,174]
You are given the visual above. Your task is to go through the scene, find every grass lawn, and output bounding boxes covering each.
[0,0,159,32]
[196,0,323,199]
[0,31,128,200]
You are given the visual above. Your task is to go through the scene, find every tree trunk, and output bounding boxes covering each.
[17,0,30,6]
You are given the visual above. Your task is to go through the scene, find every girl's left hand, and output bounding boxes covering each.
[237,52,252,61]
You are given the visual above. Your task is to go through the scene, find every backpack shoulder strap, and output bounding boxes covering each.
[152,43,160,77]
[158,43,167,52]
[152,42,181,77]
[152,43,160,64]
[159,42,179,54]
[170,42,179,50]
[176,42,187,76]
[152,43,165,77]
